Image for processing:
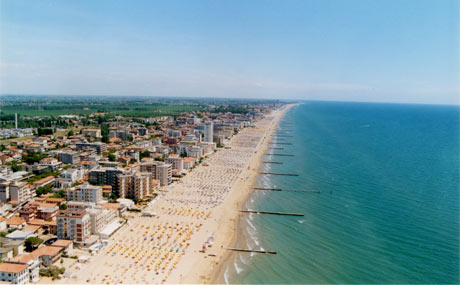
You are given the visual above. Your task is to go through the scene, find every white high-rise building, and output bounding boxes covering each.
[67,184,103,204]
[203,121,213,143]
[15,113,18,129]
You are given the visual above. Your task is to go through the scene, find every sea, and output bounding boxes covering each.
[219,101,459,284]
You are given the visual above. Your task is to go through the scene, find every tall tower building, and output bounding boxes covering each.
[14,113,18,129]
[204,121,213,143]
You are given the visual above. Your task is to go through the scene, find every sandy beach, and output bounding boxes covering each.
[56,104,294,284]
[175,104,296,284]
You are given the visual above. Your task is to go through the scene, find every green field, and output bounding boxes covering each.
[0,103,204,117]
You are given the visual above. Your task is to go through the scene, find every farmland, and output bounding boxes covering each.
[0,101,204,117]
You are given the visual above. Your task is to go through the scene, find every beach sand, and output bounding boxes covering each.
[171,104,295,284]
[56,104,294,284]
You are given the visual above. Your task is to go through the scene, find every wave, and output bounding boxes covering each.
[223,265,230,284]
[246,217,257,231]
[239,252,249,265]
[234,258,244,274]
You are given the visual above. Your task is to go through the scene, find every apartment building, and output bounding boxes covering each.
[66,184,103,204]
[82,129,101,138]
[38,158,62,171]
[5,254,40,283]
[10,182,31,205]
[186,146,202,158]
[165,154,183,172]
[88,167,123,192]
[59,151,80,165]
[0,263,29,284]
[75,142,107,155]
[118,170,157,201]
[203,121,213,143]
[0,182,10,203]
[19,202,58,222]
[140,161,172,186]
[56,210,91,242]
[87,207,118,235]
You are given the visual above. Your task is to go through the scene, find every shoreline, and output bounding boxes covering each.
[50,104,296,285]
[176,104,296,284]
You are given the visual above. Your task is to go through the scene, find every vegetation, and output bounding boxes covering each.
[59,204,67,210]
[127,208,141,212]
[39,266,65,280]
[10,161,21,172]
[25,236,43,252]
[101,124,109,143]
[107,153,116,162]
[51,190,65,198]
[213,105,249,114]
[22,151,45,165]
[0,101,203,117]
[36,184,53,196]
[109,193,118,201]
[140,150,151,159]
[37,128,53,136]
[26,170,61,184]
[62,253,78,259]
[71,181,82,187]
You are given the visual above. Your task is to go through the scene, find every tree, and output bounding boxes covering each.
[71,181,82,187]
[109,193,118,201]
[67,130,74,137]
[51,190,65,198]
[140,150,151,159]
[11,162,21,172]
[59,203,67,210]
[25,236,43,252]
[22,151,45,165]
[36,184,53,197]
[37,128,53,136]
[39,266,65,280]
[108,153,116,162]
[101,124,109,143]
[129,158,137,164]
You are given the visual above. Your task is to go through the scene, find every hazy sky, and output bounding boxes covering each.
[0,0,458,104]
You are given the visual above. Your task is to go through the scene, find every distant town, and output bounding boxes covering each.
[0,95,287,284]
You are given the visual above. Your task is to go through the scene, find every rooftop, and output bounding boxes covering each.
[0,262,28,273]
[50,239,73,248]
[30,245,62,258]
[33,176,55,186]
[7,253,37,264]
[6,216,25,226]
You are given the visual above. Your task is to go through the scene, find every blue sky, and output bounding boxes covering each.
[0,0,458,104]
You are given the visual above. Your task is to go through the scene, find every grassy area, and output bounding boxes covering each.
[0,103,204,117]
[0,135,34,144]
[0,127,81,144]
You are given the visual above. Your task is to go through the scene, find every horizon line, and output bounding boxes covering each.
[0,93,458,107]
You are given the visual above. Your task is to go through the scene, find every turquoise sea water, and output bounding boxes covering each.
[221,102,459,284]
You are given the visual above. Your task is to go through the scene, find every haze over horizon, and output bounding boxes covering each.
[0,0,458,105]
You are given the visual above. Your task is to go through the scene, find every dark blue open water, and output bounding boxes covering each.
[221,101,459,284]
